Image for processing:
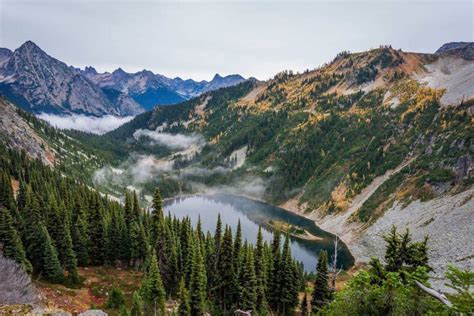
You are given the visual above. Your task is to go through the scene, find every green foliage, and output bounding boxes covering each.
[178,279,191,316]
[445,265,474,314]
[312,250,331,313]
[141,251,166,315]
[0,207,32,272]
[130,291,143,316]
[106,286,126,309]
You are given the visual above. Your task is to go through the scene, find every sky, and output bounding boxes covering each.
[0,0,472,81]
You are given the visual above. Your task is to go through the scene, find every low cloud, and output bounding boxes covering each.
[133,129,204,150]
[37,113,134,134]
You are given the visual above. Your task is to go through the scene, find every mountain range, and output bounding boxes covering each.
[0,41,245,116]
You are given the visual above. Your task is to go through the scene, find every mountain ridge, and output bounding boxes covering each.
[0,41,246,116]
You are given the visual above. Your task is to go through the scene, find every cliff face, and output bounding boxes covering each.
[0,41,143,116]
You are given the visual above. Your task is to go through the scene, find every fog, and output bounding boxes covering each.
[133,128,205,150]
[37,113,134,134]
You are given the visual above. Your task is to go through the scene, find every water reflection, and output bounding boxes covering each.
[164,193,354,271]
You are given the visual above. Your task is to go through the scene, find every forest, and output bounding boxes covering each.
[0,141,472,315]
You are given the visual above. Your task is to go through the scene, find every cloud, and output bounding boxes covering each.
[133,128,204,150]
[37,113,134,134]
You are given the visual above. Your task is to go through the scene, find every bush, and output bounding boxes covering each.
[106,286,125,309]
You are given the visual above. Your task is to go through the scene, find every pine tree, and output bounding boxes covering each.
[189,243,207,316]
[71,201,90,266]
[88,193,106,265]
[130,291,143,316]
[62,219,80,284]
[240,246,257,312]
[0,207,32,272]
[151,188,164,245]
[267,230,281,312]
[254,227,268,315]
[107,286,126,309]
[279,234,298,314]
[301,292,309,316]
[141,251,166,315]
[178,278,191,316]
[312,250,330,313]
[41,225,64,283]
[216,225,235,313]
[233,220,243,303]
[119,306,129,316]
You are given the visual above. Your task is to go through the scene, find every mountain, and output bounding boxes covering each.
[435,41,474,60]
[0,41,143,116]
[83,67,246,110]
[0,41,246,116]
[108,43,473,285]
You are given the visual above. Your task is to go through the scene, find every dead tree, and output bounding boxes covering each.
[414,281,453,308]
[329,234,343,292]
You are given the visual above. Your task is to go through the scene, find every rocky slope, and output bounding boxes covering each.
[0,41,143,116]
[108,43,473,289]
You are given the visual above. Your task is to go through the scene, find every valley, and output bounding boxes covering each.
[0,40,472,315]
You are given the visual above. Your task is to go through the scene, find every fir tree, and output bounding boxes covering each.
[254,227,268,315]
[216,225,235,313]
[107,286,126,309]
[41,225,64,283]
[301,292,309,316]
[0,207,32,272]
[88,193,106,265]
[130,291,143,316]
[141,251,166,315]
[240,246,257,312]
[279,234,298,314]
[71,200,90,266]
[312,250,330,313]
[267,230,281,312]
[178,278,191,316]
[189,243,207,316]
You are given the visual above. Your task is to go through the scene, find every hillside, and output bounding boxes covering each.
[0,97,126,183]
[107,43,473,284]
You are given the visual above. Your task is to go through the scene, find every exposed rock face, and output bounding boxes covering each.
[352,188,474,291]
[0,41,143,116]
[435,42,474,60]
[0,97,55,166]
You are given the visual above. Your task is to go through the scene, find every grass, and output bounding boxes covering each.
[35,266,143,315]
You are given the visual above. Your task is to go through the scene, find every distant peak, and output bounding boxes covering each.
[83,66,97,75]
[19,40,41,50]
[113,67,128,75]
[212,73,223,81]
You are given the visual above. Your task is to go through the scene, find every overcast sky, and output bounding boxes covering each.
[0,0,472,80]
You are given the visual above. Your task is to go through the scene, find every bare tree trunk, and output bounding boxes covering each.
[414,281,453,308]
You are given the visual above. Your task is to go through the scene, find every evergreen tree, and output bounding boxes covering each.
[189,243,207,316]
[107,286,126,309]
[41,225,64,283]
[178,278,191,316]
[312,250,330,313]
[216,225,235,313]
[240,246,257,312]
[267,230,281,312]
[141,251,166,315]
[130,291,143,316]
[71,200,90,266]
[119,306,129,316]
[88,193,106,265]
[279,234,299,314]
[301,292,309,316]
[62,219,80,284]
[254,227,268,315]
[151,188,164,245]
[0,207,32,272]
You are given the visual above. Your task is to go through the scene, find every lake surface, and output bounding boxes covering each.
[164,193,354,271]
